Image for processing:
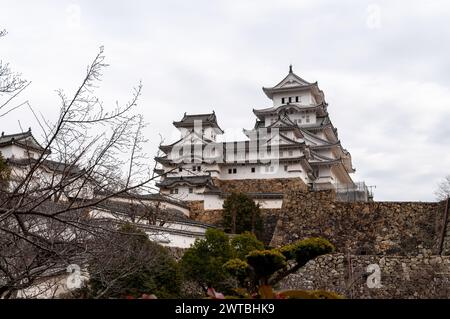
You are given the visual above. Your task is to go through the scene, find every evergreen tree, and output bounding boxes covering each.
[0,152,10,190]
[180,228,234,292]
[222,192,263,237]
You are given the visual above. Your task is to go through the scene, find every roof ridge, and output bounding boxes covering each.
[0,131,32,139]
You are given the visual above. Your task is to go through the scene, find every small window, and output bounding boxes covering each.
[295,96,299,102]
[251,167,256,173]
[178,167,182,172]
[197,166,201,171]
[232,168,237,174]
[179,148,183,156]
[288,97,292,103]
[228,168,232,174]
[175,188,179,194]
[281,97,285,104]
[192,166,196,171]
[189,187,193,194]
[284,165,288,172]
[306,115,310,123]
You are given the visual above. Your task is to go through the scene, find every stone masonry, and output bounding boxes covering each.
[278,253,450,299]
[211,177,308,194]
[270,189,446,255]
[271,189,450,298]
[187,179,450,298]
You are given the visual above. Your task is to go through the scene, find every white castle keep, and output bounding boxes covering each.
[155,66,367,209]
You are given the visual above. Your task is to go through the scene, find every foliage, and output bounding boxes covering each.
[222,192,263,237]
[180,228,234,292]
[181,229,337,299]
[278,289,343,299]
[278,237,335,266]
[87,223,182,299]
[246,250,286,281]
[0,152,10,189]
[223,258,249,284]
[230,231,264,260]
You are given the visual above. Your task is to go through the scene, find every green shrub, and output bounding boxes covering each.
[180,228,234,292]
[279,237,335,266]
[223,258,249,283]
[231,232,264,260]
[246,250,286,280]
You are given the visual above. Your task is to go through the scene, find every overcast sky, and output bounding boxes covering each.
[1,0,450,201]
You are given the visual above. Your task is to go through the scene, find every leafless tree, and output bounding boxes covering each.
[0,29,29,117]
[435,175,450,201]
[0,45,178,298]
[70,223,180,299]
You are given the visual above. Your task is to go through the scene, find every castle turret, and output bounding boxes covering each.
[172,111,224,141]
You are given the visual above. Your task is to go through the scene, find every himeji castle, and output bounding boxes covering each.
[155,66,369,210]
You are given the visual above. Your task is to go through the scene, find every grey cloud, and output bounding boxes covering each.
[1,0,450,201]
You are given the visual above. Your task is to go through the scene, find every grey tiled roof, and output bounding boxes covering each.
[0,130,49,154]
[7,157,83,176]
[156,175,215,188]
[173,112,224,133]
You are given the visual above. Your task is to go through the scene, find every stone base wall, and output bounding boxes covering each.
[212,177,308,194]
[191,209,223,225]
[279,253,450,299]
[271,189,446,255]
[187,200,204,220]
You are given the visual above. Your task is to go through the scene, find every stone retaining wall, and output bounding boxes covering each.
[270,190,446,255]
[278,253,450,299]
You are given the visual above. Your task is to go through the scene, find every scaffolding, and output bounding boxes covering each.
[313,181,373,202]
